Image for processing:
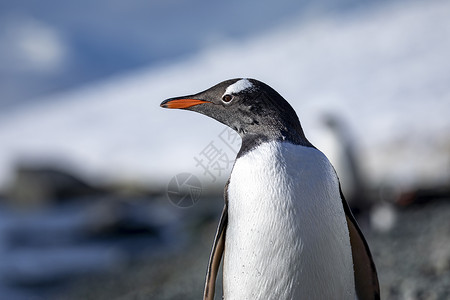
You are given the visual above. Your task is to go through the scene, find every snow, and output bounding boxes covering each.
[224,79,254,95]
[1,0,449,191]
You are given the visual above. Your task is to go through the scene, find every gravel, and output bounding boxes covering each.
[61,199,450,300]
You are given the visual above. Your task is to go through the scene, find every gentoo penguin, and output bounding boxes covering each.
[160,78,379,300]
[320,113,370,217]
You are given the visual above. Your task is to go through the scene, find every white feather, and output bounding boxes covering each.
[224,78,253,95]
[224,141,355,300]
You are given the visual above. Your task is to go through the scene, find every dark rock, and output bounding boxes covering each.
[6,163,105,207]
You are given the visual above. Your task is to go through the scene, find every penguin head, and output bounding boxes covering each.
[161,78,309,146]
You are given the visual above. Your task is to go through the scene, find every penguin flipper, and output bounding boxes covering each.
[203,202,228,300]
[340,188,380,300]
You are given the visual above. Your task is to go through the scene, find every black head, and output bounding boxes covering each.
[161,78,312,155]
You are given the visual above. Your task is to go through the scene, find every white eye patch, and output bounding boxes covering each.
[224,78,254,96]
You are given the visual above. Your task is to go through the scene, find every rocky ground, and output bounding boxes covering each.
[61,198,450,300]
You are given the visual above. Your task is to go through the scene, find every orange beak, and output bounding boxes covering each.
[160,98,210,109]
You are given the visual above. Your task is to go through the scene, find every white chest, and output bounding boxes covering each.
[223,141,355,300]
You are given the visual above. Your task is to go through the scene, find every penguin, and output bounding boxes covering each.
[160,78,379,300]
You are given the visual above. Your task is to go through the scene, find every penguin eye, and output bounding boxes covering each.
[222,94,233,103]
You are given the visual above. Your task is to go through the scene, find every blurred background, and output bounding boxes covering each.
[1,0,450,299]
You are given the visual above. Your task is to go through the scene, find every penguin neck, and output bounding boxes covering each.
[237,127,313,159]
